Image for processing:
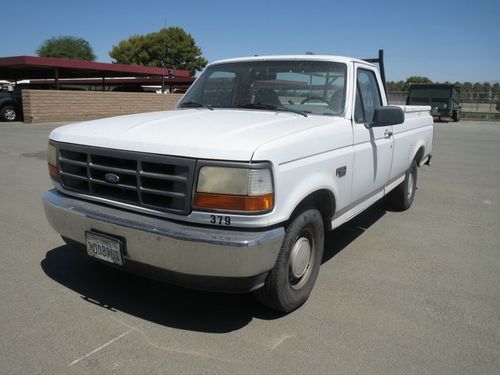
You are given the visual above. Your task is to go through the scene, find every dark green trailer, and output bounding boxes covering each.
[406,84,461,122]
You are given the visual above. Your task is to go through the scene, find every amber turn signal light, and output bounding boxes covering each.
[194,193,274,212]
[48,163,59,179]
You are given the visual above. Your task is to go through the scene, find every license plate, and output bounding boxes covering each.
[85,231,123,265]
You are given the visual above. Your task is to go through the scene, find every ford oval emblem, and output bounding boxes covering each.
[105,173,120,184]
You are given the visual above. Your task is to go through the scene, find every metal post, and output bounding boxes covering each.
[362,49,386,93]
[489,89,492,121]
[378,49,386,91]
[161,73,165,93]
[54,68,60,89]
[102,76,106,91]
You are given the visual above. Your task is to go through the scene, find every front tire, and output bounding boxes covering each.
[388,160,417,210]
[0,105,18,122]
[255,208,324,313]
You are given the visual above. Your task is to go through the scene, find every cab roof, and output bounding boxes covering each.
[209,55,374,67]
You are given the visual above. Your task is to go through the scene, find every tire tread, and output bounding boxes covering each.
[255,208,324,313]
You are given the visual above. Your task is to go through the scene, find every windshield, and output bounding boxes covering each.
[179,60,347,117]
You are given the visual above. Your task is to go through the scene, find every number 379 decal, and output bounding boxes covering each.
[210,215,231,226]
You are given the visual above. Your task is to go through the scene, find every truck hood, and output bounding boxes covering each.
[49,109,334,161]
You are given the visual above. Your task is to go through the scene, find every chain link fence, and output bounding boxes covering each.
[387,91,500,121]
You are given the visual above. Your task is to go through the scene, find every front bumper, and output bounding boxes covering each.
[42,189,284,292]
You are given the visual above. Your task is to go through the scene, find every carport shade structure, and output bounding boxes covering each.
[0,56,193,92]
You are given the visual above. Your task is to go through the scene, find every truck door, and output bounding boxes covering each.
[351,65,394,202]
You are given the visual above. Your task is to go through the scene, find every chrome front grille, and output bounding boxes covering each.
[56,143,195,215]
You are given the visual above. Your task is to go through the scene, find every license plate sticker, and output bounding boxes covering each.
[85,231,123,265]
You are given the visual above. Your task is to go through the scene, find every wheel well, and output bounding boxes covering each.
[1,102,17,110]
[288,189,336,228]
[414,147,425,166]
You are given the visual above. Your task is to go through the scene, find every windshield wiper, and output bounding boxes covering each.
[179,100,213,110]
[237,103,308,117]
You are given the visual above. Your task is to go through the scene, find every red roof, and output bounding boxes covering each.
[0,55,192,80]
[29,76,195,86]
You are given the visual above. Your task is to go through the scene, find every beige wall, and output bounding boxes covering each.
[22,90,183,123]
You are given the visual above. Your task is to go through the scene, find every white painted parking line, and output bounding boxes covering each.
[69,328,134,367]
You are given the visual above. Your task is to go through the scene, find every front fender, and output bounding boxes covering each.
[270,146,353,226]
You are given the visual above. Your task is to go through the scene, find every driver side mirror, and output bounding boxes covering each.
[369,106,404,127]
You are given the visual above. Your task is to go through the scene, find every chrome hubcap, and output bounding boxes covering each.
[290,237,311,279]
[5,108,16,121]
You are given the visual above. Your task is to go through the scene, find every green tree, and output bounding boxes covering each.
[386,81,401,91]
[36,36,96,61]
[405,76,433,84]
[403,76,432,91]
[481,82,491,93]
[109,27,207,75]
[461,82,472,95]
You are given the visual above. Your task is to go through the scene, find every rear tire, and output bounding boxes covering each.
[0,105,17,122]
[452,111,460,122]
[255,208,324,313]
[388,160,417,210]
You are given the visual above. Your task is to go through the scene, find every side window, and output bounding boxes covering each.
[355,69,382,123]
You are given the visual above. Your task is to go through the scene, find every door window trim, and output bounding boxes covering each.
[354,67,383,124]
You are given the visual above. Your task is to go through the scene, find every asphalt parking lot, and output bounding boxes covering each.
[1,120,499,374]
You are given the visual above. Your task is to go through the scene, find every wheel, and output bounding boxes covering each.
[452,111,460,122]
[0,105,18,122]
[300,96,329,105]
[255,208,324,313]
[388,159,417,210]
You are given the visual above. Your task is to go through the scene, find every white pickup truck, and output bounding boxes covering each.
[43,52,433,312]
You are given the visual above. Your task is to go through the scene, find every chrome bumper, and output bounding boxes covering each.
[43,189,284,285]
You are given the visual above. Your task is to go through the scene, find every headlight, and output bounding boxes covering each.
[47,143,59,179]
[194,166,274,213]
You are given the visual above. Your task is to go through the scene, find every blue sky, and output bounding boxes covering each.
[2,0,498,82]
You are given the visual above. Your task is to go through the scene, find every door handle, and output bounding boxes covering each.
[384,129,393,138]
